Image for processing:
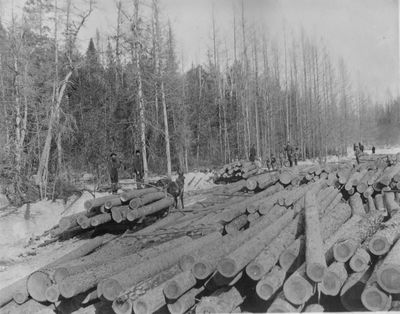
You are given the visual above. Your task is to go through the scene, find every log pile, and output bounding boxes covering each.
[3,154,400,313]
[213,161,261,184]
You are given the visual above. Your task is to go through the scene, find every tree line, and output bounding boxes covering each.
[0,0,397,203]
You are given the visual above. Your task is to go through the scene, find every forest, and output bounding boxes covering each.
[0,0,399,204]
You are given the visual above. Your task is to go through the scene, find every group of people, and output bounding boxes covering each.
[249,141,300,170]
[108,150,144,194]
[354,142,376,164]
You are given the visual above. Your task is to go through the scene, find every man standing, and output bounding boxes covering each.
[278,151,285,168]
[285,141,295,167]
[293,147,299,166]
[133,150,144,189]
[355,146,361,165]
[249,144,256,162]
[108,153,121,194]
[372,146,376,154]
[270,154,277,170]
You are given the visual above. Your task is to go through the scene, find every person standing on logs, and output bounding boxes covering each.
[359,142,364,152]
[278,151,285,168]
[270,153,277,170]
[355,145,361,165]
[133,150,144,189]
[372,145,376,154]
[285,141,295,167]
[249,144,256,162]
[293,147,299,166]
[108,153,121,194]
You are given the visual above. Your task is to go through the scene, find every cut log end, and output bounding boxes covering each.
[113,298,133,314]
[13,290,29,305]
[377,266,400,293]
[59,280,75,299]
[283,275,313,305]
[306,263,326,282]
[164,280,181,300]
[27,271,52,302]
[279,251,296,271]
[304,304,324,312]
[196,304,217,314]
[333,240,356,262]
[45,285,60,303]
[245,262,264,281]
[349,252,370,273]
[168,300,183,314]
[217,258,237,279]
[361,287,391,311]
[256,281,274,301]
[133,299,151,314]
[54,268,69,284]
[369,236,390,256]
[179,255,195,272]
[102,279,123,301]
[193,262,212,280]
[320,272,342,296]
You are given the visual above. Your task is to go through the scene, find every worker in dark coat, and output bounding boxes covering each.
[133,150,144,189]
[293,147,300,166]
[270,154,277,170]
[359,142,364,153]
[108,153,121,194]
[285,141,295,167]
[355,146,361,164]
[372,146,376,154]
[249,144,256,162]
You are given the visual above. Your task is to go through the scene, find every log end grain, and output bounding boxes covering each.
[133,298,152,314]
[101,278,123,301]
[349,250,370,273]
[27,271,52,302]
[320,272,342,296]
[217,258,237,279]
[245,262,264,281]
[45,285,60,303]
[179,255,195,272]
[113,298,133,314]
[192,262,212,280]
[13,289,29,305]
[333,240,357,262]
[255,281,274,301]
[84,200,93,211]
[54,268,69,284]
[59,279,75,299]
[164,280,181,300]
[283,274,313,305]
[368,236,390,256]
[306,263,326,283]
[377,265,400,294]
[361,286,391,311]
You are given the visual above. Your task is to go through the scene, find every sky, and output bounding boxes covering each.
[0,0,399,102]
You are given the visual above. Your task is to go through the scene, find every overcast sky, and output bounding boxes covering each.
[1,0,399,102]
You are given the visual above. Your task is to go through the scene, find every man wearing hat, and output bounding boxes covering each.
[108,152,121,194]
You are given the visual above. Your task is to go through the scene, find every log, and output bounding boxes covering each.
[279,236,305,272]
[349,193,366,216]
[163,271,196,301]
[333,211,384,262]
[167,287,204,314]
[245,216,300,281]
[283,215,362,305]
[361,259,392,311]
[340,268,371,311]
[338,167,353,185]
[242,168,258,179]
[368,211,400,255]
[363,186,374,198]
[304,304,324,312]
[84,195,121,212]
[131,284,164,314]
[376,237,400,293]
[111,205,132,223]
[267,291,303,313]
[58,236,192,299]
[349,247,371,272]
[320,202,352,240]
[368,168,384,185]
[195,287,243,314]
[225,214,248,235]
[90,213,112,227]
[383,191,400,216]
[216,211,294,281]
[100,232,222,301]
[247,212,260,223]
[279,167,300,185]
[126,197,174,221]
[374,193,388,215]
[255,265,286,301]
[367,195,377,212]
[0,299,55,314]
[120,187,159,202]
[58,212,82,231]
[357,170,373,193]
[129,192,166,209]
[319,262,348,296]
[304,191,327,282]
[324,193,342,214]
[45,284,60,303]
[104,198,123,210]
[13,234,115,304]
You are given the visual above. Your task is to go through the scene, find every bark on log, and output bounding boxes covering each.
[111,206,131,223]
[225,214,248,235]
[129,192,165,210]
[100,232,222,301]
[167,287,204,314]
[368,211,400,255]
[376,237,400,293]
[58,236,192,299]
[319,262,348,296]
[127,197,173,221]
[361,259,392,311]
[163,271,196,301]
[267,291,303,313]
[367,196,377,212]
[105,198,123,210]
[84,195,121,212]
[216,211,293,281]
[349,193,366,216]
[383,191,400,216]
[305,191,327,282]
[333,211,384,262]
[304,304,324,312]
[90,213,112,227]
[279,236,305,272]
[255,265,286,301]
[120,187,159,202]
[245,216,300,281]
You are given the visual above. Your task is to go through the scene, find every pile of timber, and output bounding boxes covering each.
[3,154,400,313]
[213,161,261,184]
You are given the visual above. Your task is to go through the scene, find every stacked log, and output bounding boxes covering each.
[213,161,260,184]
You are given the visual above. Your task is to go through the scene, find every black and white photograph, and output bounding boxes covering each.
[0,0,399,313]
